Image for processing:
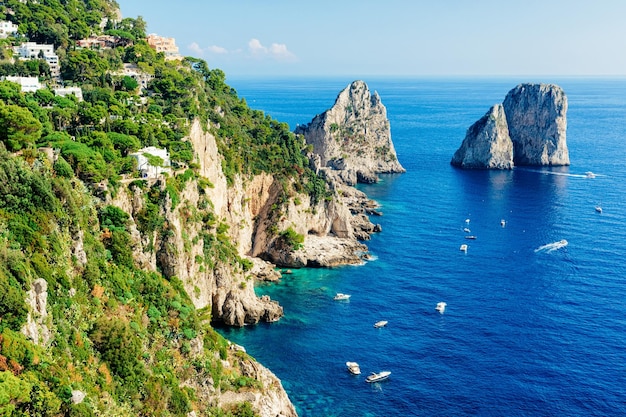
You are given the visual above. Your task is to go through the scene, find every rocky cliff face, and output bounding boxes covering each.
[295,80,405,184]
[503,83,569,166]
[451,83,569,169]
[451,104,513,169]
[110,120,378,327]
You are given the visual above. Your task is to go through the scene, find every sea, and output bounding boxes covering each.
[217,77,626,416]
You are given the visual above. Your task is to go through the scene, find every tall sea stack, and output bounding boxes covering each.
[295,80,405,184]
[451,83,569,169]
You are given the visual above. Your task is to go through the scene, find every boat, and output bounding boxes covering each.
[333,293,351,301]
[374,320,388,328]
[366,371,391,383]
[463,227,471,233]
[460,244,468,252]
[346,362,361,375]
[436,302,447,314]
[465,235,477,240]
[585,171,596,178]
[595,205,602,213]
[501,219,506,227]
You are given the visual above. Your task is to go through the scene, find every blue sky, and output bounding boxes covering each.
[117,0,626,78]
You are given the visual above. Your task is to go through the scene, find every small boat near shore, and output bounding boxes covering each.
[374,320,388,328]
[366,371,391,383]
[334,293,351,301]
[346,362,361,375]
[585,171,597,178]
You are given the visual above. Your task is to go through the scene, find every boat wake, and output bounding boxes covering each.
[519,168,602,179]
[534,239,568,253]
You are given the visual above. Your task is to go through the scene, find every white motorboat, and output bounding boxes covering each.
[465,235,477,240]
[463,227,471,233]
[334,293,351,301]
[460,244,468,252]
[501,219,506,227]
[366,371,391,383]
[346,362,361,375]
[585,171,596,178]
[436,302,447,314]
[595,205,602,213]
[374,320,388,328]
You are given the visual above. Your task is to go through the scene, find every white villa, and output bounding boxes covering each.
[54,86,83,101]
[5,76,42,92]
[129,146,170,179]
[0,20,18,38]
[14,42,60,78]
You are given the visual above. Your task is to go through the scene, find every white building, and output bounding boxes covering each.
[129,146,171,179]
[5,76,42,92]
[0,20,18,38]
[54,86,83,101]
[14,42,60,78]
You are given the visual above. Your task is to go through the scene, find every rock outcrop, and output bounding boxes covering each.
[21,278,52,346]
[451,104,513,169]
[295,80,405,184]
[451,83,569,169]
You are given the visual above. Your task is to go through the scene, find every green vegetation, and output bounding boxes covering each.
[0,0,338,414]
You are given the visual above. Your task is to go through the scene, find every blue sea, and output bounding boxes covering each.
[218,77,626,416]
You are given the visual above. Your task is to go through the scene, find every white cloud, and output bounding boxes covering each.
[248,38,296,61]
[187,42,229,56]
[248,38,267,55]
[208,45,228,54]
[188,42,204,56]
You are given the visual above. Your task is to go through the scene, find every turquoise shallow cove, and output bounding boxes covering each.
[217,78,626,416]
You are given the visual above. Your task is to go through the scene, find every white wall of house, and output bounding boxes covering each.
[129,146,171,179]
[5,76,42,92]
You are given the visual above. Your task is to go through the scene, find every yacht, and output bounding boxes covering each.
[460,244,468,252]
[346,362,361,375]
[366,371,391,383]
[585,171,596,178]
[501,219,506,227]
[595,205,602,213]
[436,302,447,314]
[333,293,351,301]
[374,320,388,328]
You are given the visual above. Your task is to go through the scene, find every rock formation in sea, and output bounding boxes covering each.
[451,83,569,169]
[451,104,513,169]
[295,80,405,184]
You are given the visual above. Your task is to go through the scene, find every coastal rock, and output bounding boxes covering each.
[21,278,52,346]
[452,83,569,169]
[503,83,569,166]
[451,104,513,169]
[295,80,405,182]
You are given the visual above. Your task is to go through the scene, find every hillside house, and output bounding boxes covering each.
[14,42,60,78]
[5,76,42,92]
[129,146,170,179]
[0,20,18,38]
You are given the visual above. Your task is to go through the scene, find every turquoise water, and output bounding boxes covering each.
[218,78,626,416]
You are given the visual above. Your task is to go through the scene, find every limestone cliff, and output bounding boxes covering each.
[451,83,569,169]
[503,83,569,166]
[110,119,377,328]
[295,80,405,184]
[451,104,513,169]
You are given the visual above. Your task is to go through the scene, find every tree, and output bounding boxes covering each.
[0,104,42,152]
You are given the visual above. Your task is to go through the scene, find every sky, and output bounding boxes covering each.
[116,0,626,78]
